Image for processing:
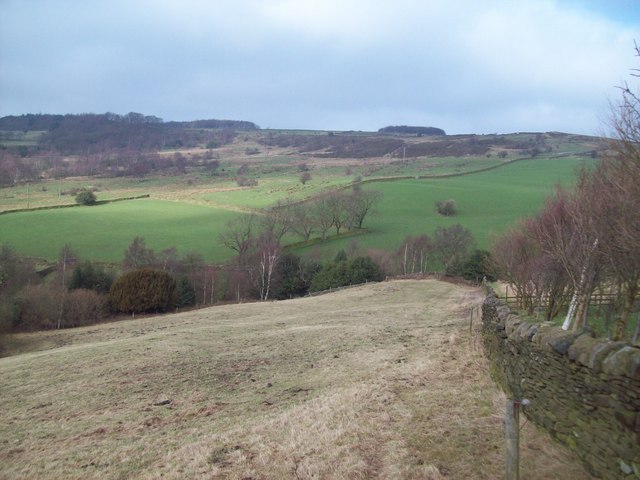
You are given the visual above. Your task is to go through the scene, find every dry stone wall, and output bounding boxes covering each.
[482,289,640,479]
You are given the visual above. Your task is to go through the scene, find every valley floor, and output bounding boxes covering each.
[0,280,592,479]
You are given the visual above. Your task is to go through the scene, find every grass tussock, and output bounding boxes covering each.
[0,280,592,479]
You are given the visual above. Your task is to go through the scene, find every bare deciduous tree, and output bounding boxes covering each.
[490,45,640,338]
[597,47,640,339]
[348,190,383,229]
[219,214,256,265]
[313,197,335,240]
[253,234,281,301]
[432,224,475,275]
[525,187,601,331]
[123,236,157,271]
[398,234,432,275]
[326,192,350,235]
[490,226,539,314]
[289,204,316,241]
[260,201,290,244]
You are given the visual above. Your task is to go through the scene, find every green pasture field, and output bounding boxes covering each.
[199,175,350,209]
[0,167,351,213]
[341,156,507,179]
[296,156,593,259]
[0,154,593,265]
[0,199,238,263]
[0,176,200,212]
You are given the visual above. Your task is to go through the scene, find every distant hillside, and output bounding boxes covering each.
[0,113,258,155]
[0,112,259,132]
[378,125,446,136]
[0,111,603,189]
[258,132,405,158]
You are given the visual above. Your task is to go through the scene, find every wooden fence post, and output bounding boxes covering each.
[505,398,520,480]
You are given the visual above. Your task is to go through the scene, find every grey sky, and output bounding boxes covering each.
[1,0,639,134]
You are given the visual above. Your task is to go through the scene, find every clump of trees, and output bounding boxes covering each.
[490,47,640,340]
[378,125,446,136]
[0,244,113,331]
[0,113,256,156]
[258,133,404,159]
[218,189,384,300]
[395,224,485,280]
[120,237,218,308]
[0,150,36,187]
[69,260,114,293]
[270,253,316,299]
[0,112,255,184]
[0,237,210,335]
[435,199,457,216]
[309,254,383,292]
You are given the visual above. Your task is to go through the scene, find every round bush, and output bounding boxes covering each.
[75,189,97,205]
[109,269,176,314]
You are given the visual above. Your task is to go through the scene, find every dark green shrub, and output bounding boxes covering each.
[299,171,312,184]
[69,261,114,294]
[109,269,176,314]
[309,256,383,293]
[271,253,320,299]
[334,250,348,263]
[457,250,496,283]
[175,276,196,308]
[309,262,349,292]
[346,256,384,284]
[435,199,457,216]
[75,189,96,205]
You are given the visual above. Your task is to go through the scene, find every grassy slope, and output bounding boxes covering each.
[0,199,238,263]
[0,280,592,479]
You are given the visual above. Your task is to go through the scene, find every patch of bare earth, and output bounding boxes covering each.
[0,280,593,479]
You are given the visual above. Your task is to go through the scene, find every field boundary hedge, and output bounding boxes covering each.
[0,194,151,215]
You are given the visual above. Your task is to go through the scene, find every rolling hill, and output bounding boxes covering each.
[0,279,592,479]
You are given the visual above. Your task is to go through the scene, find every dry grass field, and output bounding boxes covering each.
[0,280,592,479]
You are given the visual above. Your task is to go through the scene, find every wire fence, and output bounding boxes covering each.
[502,292,619,309]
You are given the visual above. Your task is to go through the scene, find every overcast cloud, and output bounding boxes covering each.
[1,0,639,134]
